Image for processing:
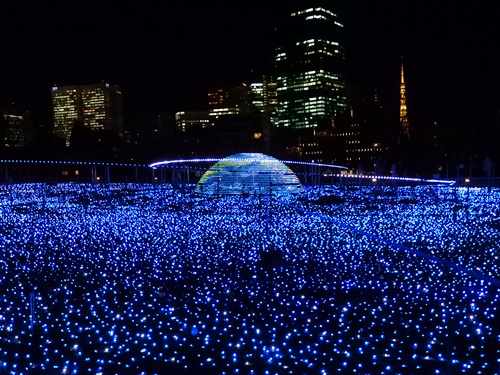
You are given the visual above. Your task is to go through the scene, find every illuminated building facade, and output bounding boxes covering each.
[295,84,389,174]
[52,83,124,146]
[1,106,28,148]
[175,111,210,132]
[274,1,347,129]
[249,83,265,112]
[262,75,278,125]
[207,84,252,123]
[342,85,389,172]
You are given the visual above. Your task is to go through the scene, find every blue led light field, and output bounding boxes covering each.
[0,182,499,374]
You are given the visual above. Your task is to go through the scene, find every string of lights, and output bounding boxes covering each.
[0,183,498,374]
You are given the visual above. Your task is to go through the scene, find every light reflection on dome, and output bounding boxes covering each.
[195,153,303,195]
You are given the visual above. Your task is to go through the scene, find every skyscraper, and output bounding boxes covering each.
[248,83,265,112]
[52,83,124,146]
[1,104,28,148]
[207,84,252,124]
[262,74,278,125]
[175,111,210,132]
[274,0,347,129]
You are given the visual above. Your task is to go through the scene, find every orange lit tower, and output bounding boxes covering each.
[400,62,410,139]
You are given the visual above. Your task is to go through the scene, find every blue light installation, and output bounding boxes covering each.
[195,153,303,195]
[0,182,499,374]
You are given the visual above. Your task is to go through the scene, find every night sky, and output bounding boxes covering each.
[2,0,500,130]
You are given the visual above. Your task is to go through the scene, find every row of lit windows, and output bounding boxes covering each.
[178,120,210,124]
[303,103,327,109]
[311,49,340,57]
[277,85,345,94]
[53,97,77,104]
[284,83,344,91]
[250,85,263,96]
[54,105,76,110]
[305,15,328,21]
[280,79,345,90]
[279,100,326,107]
[82,92,104,97]
[292,7,337,18]
[297,39,339,47]
[295,97,343,106]
[83,100,105,106]
[83,108,105,113]
[277,70,343,82]
[294,121,314,127]
[208,108,240,116]
[335,132,358,137]
[84,115,106,121]
[294,109,326,114]
[53,92,78,97]
[279,98,333,106]
[300,143,319,147]
[276,52,287,62]
[302,81,322,87]
[281,83,345,92]
[346,148,379,153]
[303,49,341,57]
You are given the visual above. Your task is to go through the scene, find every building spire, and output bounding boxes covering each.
[400,59,410,139]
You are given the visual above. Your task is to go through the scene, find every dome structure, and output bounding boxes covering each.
[195,153,303,195]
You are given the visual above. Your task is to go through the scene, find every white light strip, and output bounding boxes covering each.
[148,158,349,171]
[330,174,456,186]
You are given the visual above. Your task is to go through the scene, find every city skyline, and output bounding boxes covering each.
[2,0,500,134]
[2,3,500,373]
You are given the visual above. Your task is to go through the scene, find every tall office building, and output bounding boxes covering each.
[262,75,278,125]
[249,83,265,112]
[175,111,210,132]
[1,104,28,148]
[207,84,253,124]
[52,83,124,146]
[274,0,347,129]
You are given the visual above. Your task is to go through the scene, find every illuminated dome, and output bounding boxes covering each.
[195,153,303,195]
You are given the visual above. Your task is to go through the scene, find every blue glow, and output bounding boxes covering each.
[0,182,498,374]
